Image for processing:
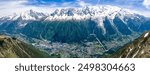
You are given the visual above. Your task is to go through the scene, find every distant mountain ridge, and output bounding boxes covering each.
[0,5,149,33]
[0,5,144,29]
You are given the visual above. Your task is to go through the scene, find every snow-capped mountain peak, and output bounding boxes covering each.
[45,5,136,21]
[0,5,143,29]
[2,9,48,21]
[18,9,48,20]
[1,5,138,21]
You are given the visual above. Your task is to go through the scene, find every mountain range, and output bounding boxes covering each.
[0,5,150,58]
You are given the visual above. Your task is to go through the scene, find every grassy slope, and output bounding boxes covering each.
[0,35,50,58]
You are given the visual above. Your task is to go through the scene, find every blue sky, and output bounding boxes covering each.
[25,0,149,9]
[0,0,150,17]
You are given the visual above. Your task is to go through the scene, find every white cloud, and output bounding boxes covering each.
[0,0,28,16]
[77,0,91,7]
[77,1,88,7]
[138,10,150,17]
[0,0,56,17]
[143,0,150,9]
[0,0,89,17]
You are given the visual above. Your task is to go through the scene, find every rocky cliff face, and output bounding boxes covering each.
[113,31,150,58]
[0,35,49,58]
